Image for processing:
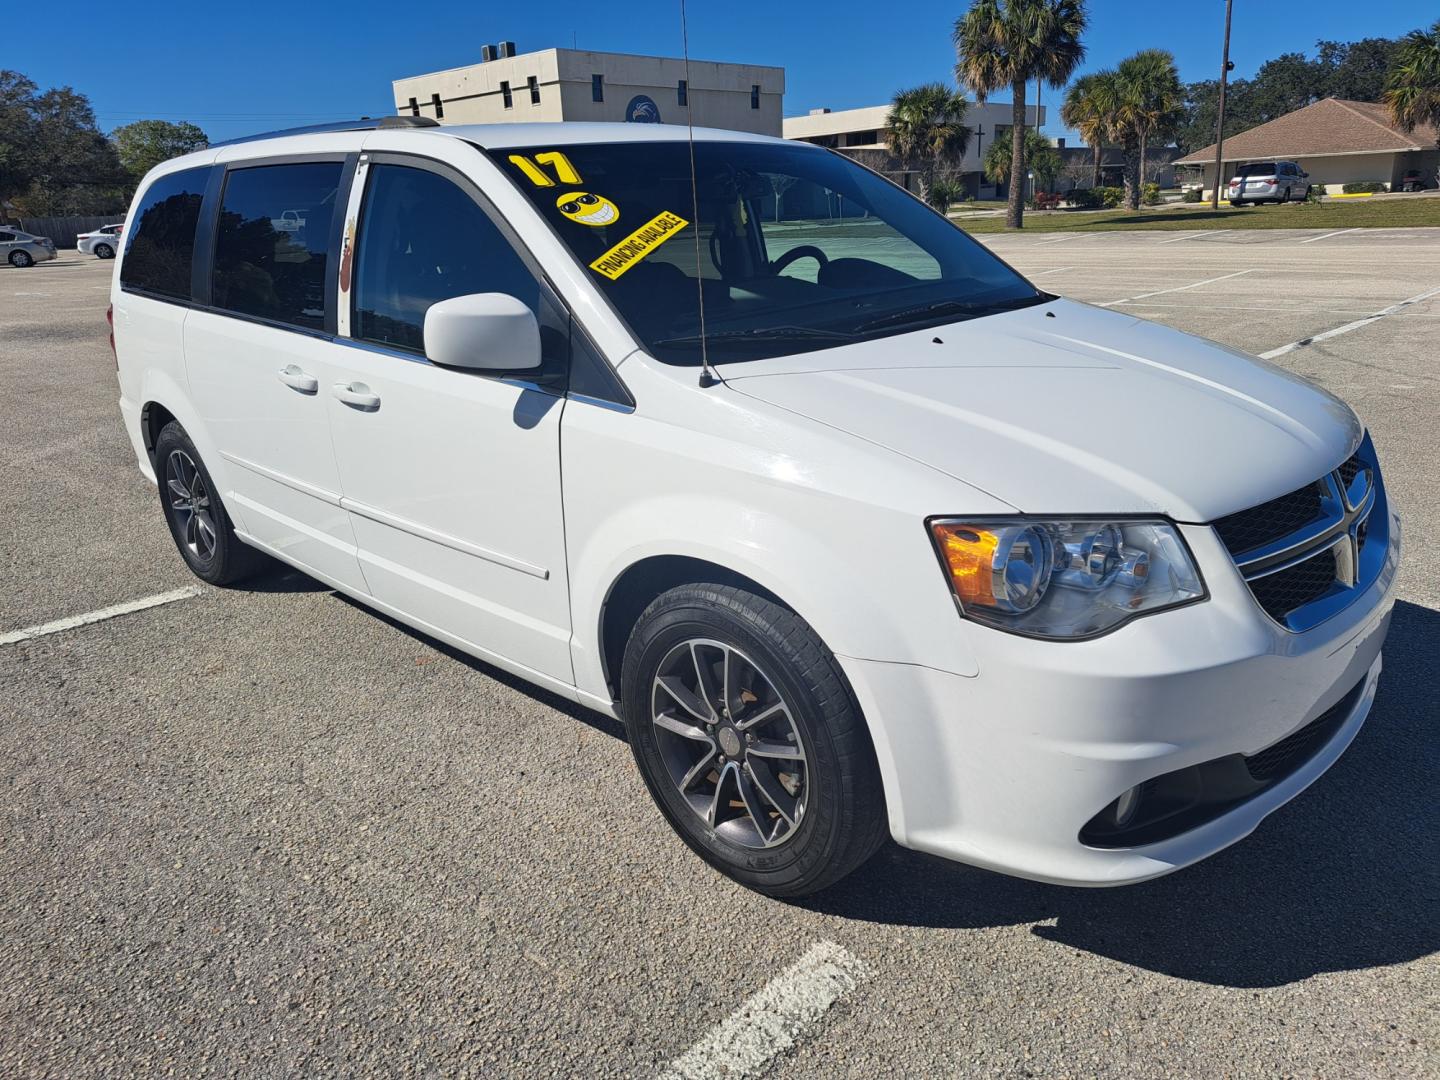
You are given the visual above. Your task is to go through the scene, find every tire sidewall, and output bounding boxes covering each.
[95,243,114,259]
[153,423,243,585]
[11,251,32,267]
[621,592,853,894]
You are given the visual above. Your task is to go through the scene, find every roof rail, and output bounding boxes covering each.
[209,115,440,148]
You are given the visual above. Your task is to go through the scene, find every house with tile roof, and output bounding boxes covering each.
[1176,97,1439,198]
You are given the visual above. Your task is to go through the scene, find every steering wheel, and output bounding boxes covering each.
[771,245,829,276]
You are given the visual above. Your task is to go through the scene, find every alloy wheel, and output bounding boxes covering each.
[165,449,218,562]
[650,638,808,849]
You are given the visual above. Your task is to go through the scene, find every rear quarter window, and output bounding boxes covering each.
[120,166,211,300]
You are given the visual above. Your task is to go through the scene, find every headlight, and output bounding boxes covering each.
[929,518,1205,639]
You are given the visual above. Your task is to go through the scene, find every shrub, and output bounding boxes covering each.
[1033,191,1063,210]
[1341,182,1387,194]
[927,177,966,214]
[1142,182,1161,206]
[1095,186,1124,208]
[1182,187,1203,203]
[1306,184,1326,203]
[1065,188,1102,209]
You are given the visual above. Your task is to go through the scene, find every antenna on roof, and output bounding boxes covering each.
[679,0,717,388]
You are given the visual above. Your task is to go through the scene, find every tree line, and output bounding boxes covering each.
[1,70,207,219]
[883,5,1440,229]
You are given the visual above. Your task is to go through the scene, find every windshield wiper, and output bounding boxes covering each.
[651,325,861,349]
[854,295,1045,334]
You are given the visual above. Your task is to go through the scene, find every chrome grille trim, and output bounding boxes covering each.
[1214,435,1386,633]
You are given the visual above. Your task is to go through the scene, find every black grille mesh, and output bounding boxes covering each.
[1337,453,1364,490]
[1212,482,1327,557]
[1248,551,1338,621]
[1245,681,1361,781]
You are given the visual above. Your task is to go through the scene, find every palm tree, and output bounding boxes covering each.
[886,83,972,206]
[1117,49,1183,208]
[983,127,1061,193]
[1385,19,1440,184]
[1061,72,1108,189]
[954,0,1088,228]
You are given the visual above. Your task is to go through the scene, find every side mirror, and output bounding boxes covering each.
[423,293,542,372]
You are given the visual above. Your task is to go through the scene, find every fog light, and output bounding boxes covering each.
[1114,785,1142,827]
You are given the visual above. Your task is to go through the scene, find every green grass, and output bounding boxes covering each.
[954,197,1440,233]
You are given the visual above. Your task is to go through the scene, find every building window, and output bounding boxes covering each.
[677,79,688,107]
[592,74,604,102]
[407,97,419,117]
[500,81,513,109]
[528,75,540,105]
[751,84,760,110]
[431,93,444,119]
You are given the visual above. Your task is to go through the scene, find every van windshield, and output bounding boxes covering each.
[1238,163,1278,176]
[494,140,1043,363]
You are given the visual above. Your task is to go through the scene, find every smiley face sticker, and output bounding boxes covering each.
[557,191,619,227]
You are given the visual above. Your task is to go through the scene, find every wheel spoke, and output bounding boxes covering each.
[678,748,718,792]
[746,759,799,827]
[746,737,804,761]
[691,643,723,715]
[655,676,713,725]
[706,761,738,828]
[184,512,198,547]
[653,708,710,743]
[167,478,191,504]
[735,700,787,731]
[196,513,217,556]
[736,767,775,844]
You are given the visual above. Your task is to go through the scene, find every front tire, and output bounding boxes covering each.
[153,421,267,586]
[620,583,887,897]
[1229,200,1245,208]
[9,250,33,267]
[94,243,114,259]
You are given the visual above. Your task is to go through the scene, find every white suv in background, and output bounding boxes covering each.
[111,118,1399,896]
[78,223,125,259]
[1228,161,1310,205]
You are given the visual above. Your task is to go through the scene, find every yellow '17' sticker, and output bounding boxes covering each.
[588,211,689,281]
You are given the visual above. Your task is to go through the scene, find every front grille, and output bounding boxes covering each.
[1212,436,1385,632]
[1212,483,1326,556]
[1244,682,1359,781]
[1337,453,1363,490]
[1247,550,1338,621]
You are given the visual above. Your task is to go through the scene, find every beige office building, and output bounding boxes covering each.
[393,46,785,137]
[784,101,1048,197]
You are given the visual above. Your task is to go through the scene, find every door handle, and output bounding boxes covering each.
[333,381,381,410]
[277,364,318,394]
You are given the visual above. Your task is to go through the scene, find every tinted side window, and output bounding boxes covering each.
[120,166,210,300]
[0,232,14,241]
[212,161,342,330]
[353,164,539,353]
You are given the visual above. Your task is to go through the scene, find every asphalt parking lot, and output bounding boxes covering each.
[2,233,1437,1078]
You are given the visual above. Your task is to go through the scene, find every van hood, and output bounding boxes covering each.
[721,299,1360,522]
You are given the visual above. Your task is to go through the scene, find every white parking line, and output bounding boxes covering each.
[0,587,203,646]
[1028,266,1074,277]
[1298,227,1361,244]
[1099,268,1255,307]
[656,941,867,1080]
[1032,234,1082,246]
[1259,284,1440,359]
[1155,230,1219,244]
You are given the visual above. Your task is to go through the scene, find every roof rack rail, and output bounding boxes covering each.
[210,115,439,148]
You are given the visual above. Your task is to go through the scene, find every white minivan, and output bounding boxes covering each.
[112,117,1399,896]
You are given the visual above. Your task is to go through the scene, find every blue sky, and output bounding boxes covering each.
[42,1,1427,144]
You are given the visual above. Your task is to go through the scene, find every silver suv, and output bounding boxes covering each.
[1228,161,1310,206]
[0,227,57,267]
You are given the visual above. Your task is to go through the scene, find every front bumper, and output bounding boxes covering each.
[840,513,1400,887]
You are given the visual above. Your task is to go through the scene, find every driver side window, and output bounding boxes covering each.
[353,163,540,353]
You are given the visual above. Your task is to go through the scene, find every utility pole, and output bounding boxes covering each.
[1210,0,1235,210]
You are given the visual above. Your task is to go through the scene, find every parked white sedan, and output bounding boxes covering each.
[78,223,125,259]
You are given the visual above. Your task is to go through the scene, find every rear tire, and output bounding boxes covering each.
[153,421,268,586]
[620,583,887,897]
[94,243,114,259]
[1229,200,1245,208]
[9,250,33,267]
